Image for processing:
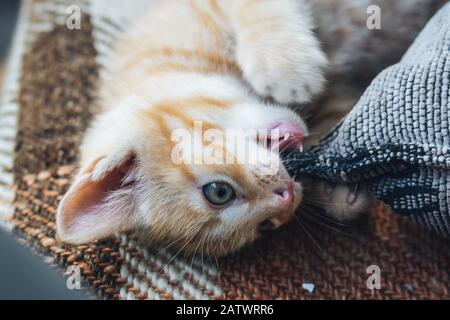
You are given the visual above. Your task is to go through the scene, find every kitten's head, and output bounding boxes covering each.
[56,97,306,256]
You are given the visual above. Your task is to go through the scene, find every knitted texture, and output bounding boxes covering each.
[1,0,450,300]
[285,2,450,238]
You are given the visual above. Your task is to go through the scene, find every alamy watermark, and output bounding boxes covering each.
[367,5,382,30]
[170,121,288,176]
[366,265,381,290]
[66,265,82,290]
[65,4,382,31]
[66,5,81,30]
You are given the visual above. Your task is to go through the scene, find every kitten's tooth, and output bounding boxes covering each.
[298,143,303,153]
[323,182,334,197]
[347,184,359,204]
[284,132,290,141]
[347,190,357,204]
[269,218,283,229]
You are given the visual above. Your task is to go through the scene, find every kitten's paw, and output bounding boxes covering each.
[314,181,371,221]
[237,39,327,104]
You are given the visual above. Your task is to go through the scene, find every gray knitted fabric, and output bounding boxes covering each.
[285,3,450,237]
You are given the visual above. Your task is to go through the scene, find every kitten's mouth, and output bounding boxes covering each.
[258,121,305,153]
[254,121,304,234]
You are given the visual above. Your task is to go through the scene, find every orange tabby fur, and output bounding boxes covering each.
[57,0,331,256]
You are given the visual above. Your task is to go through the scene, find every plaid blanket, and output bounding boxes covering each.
[285,2,450,238]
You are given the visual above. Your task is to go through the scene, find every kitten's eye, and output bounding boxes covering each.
[202,182,235,206]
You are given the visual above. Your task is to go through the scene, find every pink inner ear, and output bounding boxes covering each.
[61,156,135,230]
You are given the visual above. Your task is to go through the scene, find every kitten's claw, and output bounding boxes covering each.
[346,184,360,204]
[312,181,371,221]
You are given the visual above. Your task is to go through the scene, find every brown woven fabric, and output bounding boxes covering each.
[14,166,126,300]
[12,18,126,299]
[8,3,450,300]
[15,21,97,176]
[218,205,450,299]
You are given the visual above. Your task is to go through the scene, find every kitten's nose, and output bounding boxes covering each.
[273,182,294,209]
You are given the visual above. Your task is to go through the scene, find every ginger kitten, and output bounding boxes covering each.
[57,0,328,256]
[57,0,442,255]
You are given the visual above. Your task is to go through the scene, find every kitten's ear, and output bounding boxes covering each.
[56,152,141,244]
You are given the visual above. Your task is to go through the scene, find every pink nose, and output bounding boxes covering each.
[274,182,294,209]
